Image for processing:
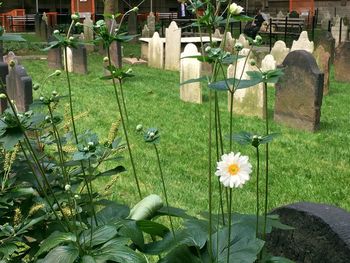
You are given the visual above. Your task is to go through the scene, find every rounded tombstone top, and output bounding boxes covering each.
[168,21,179,30]
[261,54,276,72]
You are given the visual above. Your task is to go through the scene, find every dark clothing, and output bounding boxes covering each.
[244,13,265,39]
[178,3,190,18]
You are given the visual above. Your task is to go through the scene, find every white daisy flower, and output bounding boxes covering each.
[215,152,252,188]
[229,3,244,15]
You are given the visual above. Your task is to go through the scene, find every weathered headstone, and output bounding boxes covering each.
[48,47,63,69]
[275,50,324,132]
[147,12,156,37]
[0,62,8,112]
[3,51,19,65]
[291,31,314,53]
[320,11,331,30]
[314,45,330,95]
[267,202,350,263]
[270,40,290,65]
[180,43,202,103]
[83,16,94,52]
[128,12,137,38]
[261,54,277,72]
[34,13,41,38]
[148,32,164,69]
[165,21,181,71]
[334,41,350,82]
[142,24,150,38]
[223,32,235,53]
[63,47,73,72]
[141,25,150,60]
[227,48,265,118]
[331,17,348,47]
[237,34,250,48]
[213,28,222,38]
[316,31,335,64]
[109,22,122,68]
[5,64,33,113]
[277,11,285,18]
[40,13,48,41]
[72,45,88,74]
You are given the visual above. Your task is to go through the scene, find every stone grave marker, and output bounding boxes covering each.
[63,47,73,72]
[331,17,348,47]
[83,16,94,52]
[270,40,289,65]
[147,12,156,37]
[316,31,335,64]
[48,47,63,69]
[141,25,150,60]
[291,31,314,53]
[0,62,8,112]
[267,202,350,262]
[180,43,202,103]
[314,45,330,95]
[40,12,48,41]
[165,21,181,71]
[72,45,88,74]
[227,48,265,118]
[3,51,19,65]
[275,50,324,132]
[213,28,222,38]
[34,13,41,37]
[128,12,137,40]
[277,11,285,18]
[223,32,235,53]
[320,11,331,30]
[5,64,33,113]
[237,34,250,48]
[148,32,164,69]
[334,41,350,82]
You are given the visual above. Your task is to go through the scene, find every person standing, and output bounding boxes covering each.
[178,0,188,18]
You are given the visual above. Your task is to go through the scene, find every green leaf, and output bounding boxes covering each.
[80,225,118,248]
[94,166,126,178]
[180,76,208,86]
[159,245,201,263]
[156,206,194,219]
[17,214,48,235]
[93,243,146,263]
[232,131,253,145]
[90,202,129,226]
[41,245,79,263]
[264,255,295,263]
[260,133,280,144]
[136,220,170,237]
[81,255,96,263]
[263,68,284,83]
[117,220,145,249]
[0,243,17,259]
[128,194,163,221]
[35,231,76,258]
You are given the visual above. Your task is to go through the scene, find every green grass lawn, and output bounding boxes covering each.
[21,43,350,218]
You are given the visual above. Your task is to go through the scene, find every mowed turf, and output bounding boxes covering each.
[21,43,350,217]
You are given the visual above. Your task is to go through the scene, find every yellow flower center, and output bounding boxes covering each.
[228,164,240,176]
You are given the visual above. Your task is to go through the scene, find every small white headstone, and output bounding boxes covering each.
[165,21,181,71]
[223,32,235,53]
[331,18,348,47]
[237,34,250,48]
[148,32,164,69]
[213,29,222,38]
[277,11,285,18]
[270,40,290,65]
[291,31,314,53]
[180,43,202,104]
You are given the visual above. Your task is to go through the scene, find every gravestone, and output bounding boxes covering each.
[72,45,88,74]
[127,12,137,40]
[147,12,156,37]
[3,51,19,65]
[316,31,335,64]
[0,62,8,112]
[180,43,202,103]
[148,32,164,69]
[270,40,289,65]
[334,41,350,82]
[237,34,250,48]
[165,21,181,71]
[320,11,331,30]
[314,45,330,95]
[275,50,324,132]
[109,23,122,68]
[83,16,94,52]
[291,31,314,53]
[277,11,285,18]
[267,202,350,263]
[40,13,48,41]
[261,54,276,72]
[213,29,222,38]
[227,48,265,118]
[5,64,33,113]
[63,47,73,72]
[141,25,150,60]
[34,13,41,37]
[223,32,235,53]
[48,47,63,69]
[331,18,348,47]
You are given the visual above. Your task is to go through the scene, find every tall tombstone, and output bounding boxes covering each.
[270,40,289,65]
[3,51,19,65]
[334,41,350,82]
[267,202,350,262]
[316,31,335,64]
[83,16,94,52]
[34,13,41,38]
[314,45,330,95]
[227,48,265,118]
[223,32,235,53]
[0,62,8,112]
[141,25,150,60]
[72,45,88,74]
[5,64,33,113]
[291,31,314,53]
[165,21,181,71]
[148,32,164,69]
[64,47,73,72]
[331,18,348,47]
[127,12,137,39]
[147,12,156,37]
[180,43,202,104]
[40,13,48,41]
[142,24,150,38]
[109,23,122,68]
[48,47,63,69]
[237,34,250,48]
[275,50,324,132]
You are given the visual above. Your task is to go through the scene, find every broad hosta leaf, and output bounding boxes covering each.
[180,76,208,86]
[117,220,145,249]
[136,220,170,238]
[93,243,146,263]
[158,245,201,263]
[35,231,76,258]
[89,202,129,226]
[41,245,79,263]
[80,225,118,248]
[81,255,97,263]
[128,194,163,221]
[155,206,194,219]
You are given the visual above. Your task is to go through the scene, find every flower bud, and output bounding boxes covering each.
[126,68,133,74]
[103,56,109,62]
[54,70,61,76]
[52,90,58,96]
[9,60,15,67]
[0,93,6,99]
[39,96,44,101]
[64,184,71,191]
[33,83,40,90]
[71,13,79,21]
[74,194,80,199]
[83,146,89,152]
[88,141,94,147]
[229,3,244,15]
[149,132,155,138]
[234,42,243,52]
[75,22,82,27]
[53,29,60,34]
[131,6,139,12]
[69,36,75,41]
[249,59,256,66]
[205,46,211,53]
[136,124,143,131]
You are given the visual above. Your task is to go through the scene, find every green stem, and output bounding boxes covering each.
[118,79,129,125]
[263,83,269,240]
[227,188,232,263]
[107,47,142,200]
[153,144,175,239]
[208,88,213,261]
[256,146,260,238]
